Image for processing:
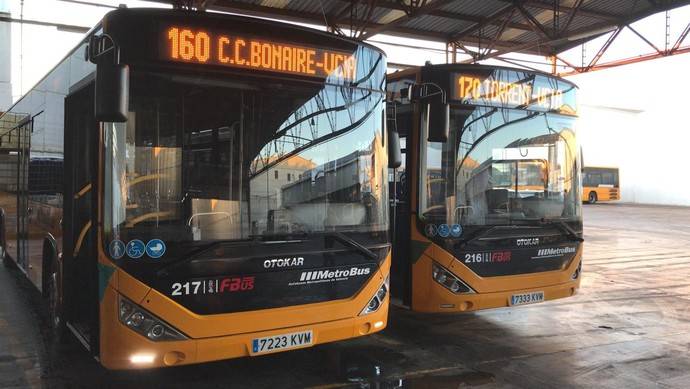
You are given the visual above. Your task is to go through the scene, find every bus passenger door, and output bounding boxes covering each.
[16,119,31,271]
[63,83,99,351]
[390,131,411,306]
[0,119,31,269]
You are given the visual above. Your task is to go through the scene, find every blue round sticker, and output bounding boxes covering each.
[125,239,146,259]
[109,240,125,259]
[146,239,166,259]
[450,224,463,238]
[438,224,450,238]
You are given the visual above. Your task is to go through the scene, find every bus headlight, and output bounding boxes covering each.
[432,263,474,294]
[118,296,187,341]
[571,261,582,280]
[360,276,389,315]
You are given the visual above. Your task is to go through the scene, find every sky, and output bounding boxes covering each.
[1,0,690,205]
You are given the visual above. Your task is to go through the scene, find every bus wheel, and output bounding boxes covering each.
[588,192,597,204]
[1,243,11,268]
[46,258,67,342]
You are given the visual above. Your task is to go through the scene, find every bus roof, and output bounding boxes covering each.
[2,8,385,122]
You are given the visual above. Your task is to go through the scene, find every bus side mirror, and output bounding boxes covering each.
[388,130,402,169]
[95,63,129,122]
[426,103,449,143]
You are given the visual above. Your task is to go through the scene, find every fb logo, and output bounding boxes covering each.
[146,239,166,259]
[126,240,145,259]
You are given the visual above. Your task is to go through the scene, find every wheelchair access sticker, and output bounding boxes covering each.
[125,240,146,259]
[146,239,166,259]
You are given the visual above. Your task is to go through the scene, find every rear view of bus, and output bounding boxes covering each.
[388,64,582,313]
[583,167,620,203]
[0,8,390,369]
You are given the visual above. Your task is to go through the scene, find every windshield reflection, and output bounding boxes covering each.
[104,48,388,247]
[420,107,581,227]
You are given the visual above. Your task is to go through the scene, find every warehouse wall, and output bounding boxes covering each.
[568,54,690,207]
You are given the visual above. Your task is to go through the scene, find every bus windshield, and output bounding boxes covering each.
[420,106,581,227]
[104,71,388,247]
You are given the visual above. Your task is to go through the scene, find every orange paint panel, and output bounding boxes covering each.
[409,236,583,312]
[99,257,390,369]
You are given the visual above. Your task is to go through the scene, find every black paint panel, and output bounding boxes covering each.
[455,243,579,277]
[116,235,388,315]
[430,225,582,277]
[155,261,379,315]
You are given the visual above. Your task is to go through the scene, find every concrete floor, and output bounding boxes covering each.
[2,203,690,388]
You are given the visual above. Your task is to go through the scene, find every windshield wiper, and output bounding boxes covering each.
[526,218,583,242]
[455,226,500,249]
[323,231,379,262]
[547,219,584,242]
[155,236,306,277]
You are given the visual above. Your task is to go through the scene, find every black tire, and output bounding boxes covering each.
[46,254,68,342]
[588,191,597,204]
[1,247,11,268]
[0,213,9,268]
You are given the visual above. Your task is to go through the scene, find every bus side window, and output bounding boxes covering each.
[590,174,602,187]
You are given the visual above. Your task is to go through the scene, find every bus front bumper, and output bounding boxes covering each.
[99,288,388,370]
[415,277,581,313]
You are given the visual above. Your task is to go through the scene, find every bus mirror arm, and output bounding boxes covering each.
[405,83,450,143]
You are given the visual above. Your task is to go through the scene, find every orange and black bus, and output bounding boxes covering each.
[388,64,582,312]
[0,8,392,369]
[583,166,620,203]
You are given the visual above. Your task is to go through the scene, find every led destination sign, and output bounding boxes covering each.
[164,26,358,80]
[451,72,575,113]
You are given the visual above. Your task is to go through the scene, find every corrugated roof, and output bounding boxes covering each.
[155,0,690,56]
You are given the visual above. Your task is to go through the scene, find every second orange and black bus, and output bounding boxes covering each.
[583,166,620,203]
[388,64,583,312]
[0,8,392,369]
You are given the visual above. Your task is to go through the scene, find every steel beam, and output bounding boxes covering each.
[627,24,663,54]
[671,22,690,52]
[585,27,623,71]
[360,0,534,33]
[562,0,584,33]
[555,55,581,73]
[208,0,451,42]
[496,0,619,21]
[479,8,516,59]
[515,1,552,40]
[359,0,455,40]
[449,4,516,43]
[560,45,690,75]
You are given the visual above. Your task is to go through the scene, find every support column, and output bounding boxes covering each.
[0,8,12,111]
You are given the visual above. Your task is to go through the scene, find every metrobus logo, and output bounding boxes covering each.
[299,267,371,282]
[533,247,576,259]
